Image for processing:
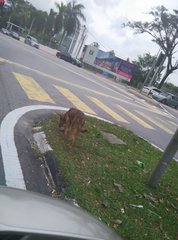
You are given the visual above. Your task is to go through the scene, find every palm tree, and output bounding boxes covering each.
[46,9,57,46]
[64,0,86,35]
[46,9,56,36]
[48,9,56,31]
[58,0,86,47]
[10,0,35,28]
[54,1,66,34]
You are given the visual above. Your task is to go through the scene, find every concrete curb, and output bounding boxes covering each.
[33,129,68,197]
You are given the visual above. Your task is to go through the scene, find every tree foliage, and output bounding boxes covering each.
[57,0,86,46]
[54,1,66,34]
[130,53,156,88]
[63,0,86,35]
[0,0,86,46]
[125,6,178,88]
[164,82,178,94]
[45,9,56,37]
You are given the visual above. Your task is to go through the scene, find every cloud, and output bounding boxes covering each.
[94,0,120,7]
[27,0,56,12]
[28,0,178,59]
[110,16,128,36]
[27,0,178,84]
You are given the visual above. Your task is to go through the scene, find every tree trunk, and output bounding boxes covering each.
[157,71,171,89]
[58,30,66,48]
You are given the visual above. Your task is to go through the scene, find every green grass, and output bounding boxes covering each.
[41,114,178,240]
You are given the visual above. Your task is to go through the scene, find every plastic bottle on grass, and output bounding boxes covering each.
[136,160,145,169]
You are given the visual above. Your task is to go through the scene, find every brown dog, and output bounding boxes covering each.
[59,108,86,148]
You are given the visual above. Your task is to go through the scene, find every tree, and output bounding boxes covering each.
[164,82,178,94]
[31,10,48,33]
[1,0,86,46]
[58,0,86,46]
[54,1,66,34]
[131,53,156,88]
[64,0,86,35]
[91,42,99,48]
[124,6,178,89]
[45,9,56,37]
[8,1,55,44]
[7,0,37,32]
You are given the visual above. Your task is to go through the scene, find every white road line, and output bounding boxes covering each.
[0,105,113,189]
[159,103,176,119]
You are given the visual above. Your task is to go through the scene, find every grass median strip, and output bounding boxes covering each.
[40,114,178,240]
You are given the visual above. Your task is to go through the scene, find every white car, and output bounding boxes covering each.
[25,35,39,49]
[10,31,20,40]
[0,186,122,240]
[142,86,162,96]
[1,28,10,35]
[152,92,178,109]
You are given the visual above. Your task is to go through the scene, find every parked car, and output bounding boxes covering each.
[1,28,10,35]
[56,51,83,67]
[0,186,121,240]
[152,92,178,109]
[10,31,20,40]
[75,58,83,67]
[142,86,162,96]
[25,35,39,49]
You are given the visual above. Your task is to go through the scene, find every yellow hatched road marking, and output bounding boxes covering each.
[54,85,96,115]
[135,105,169,117]
[156,118,177,130]
[117,105,154,129]
[0,57,131,102]
[0,57,171,119]
[13,72,54,103]
[89,97,128,123]
[136,111,173,135]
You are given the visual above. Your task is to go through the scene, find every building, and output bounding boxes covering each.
[82,44,135,81]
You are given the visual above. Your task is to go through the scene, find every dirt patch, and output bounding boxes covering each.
[102,132,126,145]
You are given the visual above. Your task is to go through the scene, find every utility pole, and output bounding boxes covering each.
[27,17,35,37]
[68,28,77,54]
[148,53,166,87]
[140,49,161,92]
[148,128,178,188]
[76,26,87,59]
[76,33,87,59]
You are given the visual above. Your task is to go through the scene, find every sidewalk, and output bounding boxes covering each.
[127,88,161,106]
[39,44,57,56]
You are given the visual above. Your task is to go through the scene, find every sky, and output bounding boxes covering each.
[28,0,178,85]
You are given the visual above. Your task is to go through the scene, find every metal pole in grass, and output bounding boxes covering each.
[148,128,178,188]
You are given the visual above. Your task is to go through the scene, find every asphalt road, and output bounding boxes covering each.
[0,33,178,191]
